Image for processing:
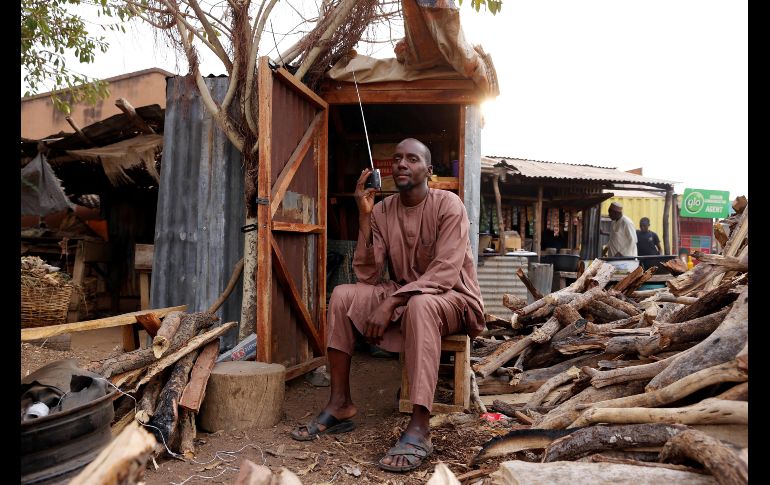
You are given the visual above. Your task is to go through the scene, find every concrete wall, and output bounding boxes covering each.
[21,69,171,139]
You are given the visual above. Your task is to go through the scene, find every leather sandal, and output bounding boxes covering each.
[290,410,355,441]
[378,432,433,472]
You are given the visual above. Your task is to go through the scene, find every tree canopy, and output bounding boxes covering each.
[21,0,133,113]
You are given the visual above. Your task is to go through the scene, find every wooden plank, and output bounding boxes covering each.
[68,242,86,319]
[272,222,324,233]
[256,56,274,363]
[270,239,324,356]
[134,244,154,270]
[270,112,323,217]
[179,340,220,412]
[21,305,188,341]
[399,399,463,415]
[457,105,466,201]
[138,273,150,310]
[454,336,470,408]
[317,107,329,353]
[535,186,543,256]
[321,78,478,93]
[442,334,469,352]
[284,356,327,381]
[121,325,140,352]
[115,98,155,134]
[427,180,459,190]
[274,67,328,109]
[322,87,483,105]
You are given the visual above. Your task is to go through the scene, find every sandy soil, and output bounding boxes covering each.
[143,353,512,485]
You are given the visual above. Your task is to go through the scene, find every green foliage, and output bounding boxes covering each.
[21,0,133,114]
[458,0,503,15]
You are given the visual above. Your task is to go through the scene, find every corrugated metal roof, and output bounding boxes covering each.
[482,156,676,188]
[476,256,530,319]
[151,76,244,350]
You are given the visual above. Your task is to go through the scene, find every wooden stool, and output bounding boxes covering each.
[398,334,470,414]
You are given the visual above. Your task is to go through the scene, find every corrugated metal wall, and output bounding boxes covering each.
[601,195,670,241]
[151,76,245,349]
[476,256,529,319]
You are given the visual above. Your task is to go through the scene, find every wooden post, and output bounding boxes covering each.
[566,210,573,250]
[256,57,273,362]
[67,240,86,322]
[519,205,527,250]
[534,186,543,257]
[65,117,96,146]
[662,189,672,255]
[576,211,582,255]
[672,193,680,255]
[493,174,505,254]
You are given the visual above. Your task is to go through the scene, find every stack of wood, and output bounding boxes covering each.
[87,310,237,457]
[470,201,748,484]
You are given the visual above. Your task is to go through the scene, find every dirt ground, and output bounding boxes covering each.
[21,339,515,485]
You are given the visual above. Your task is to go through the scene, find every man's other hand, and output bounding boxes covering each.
[354,168,376,216]
[363,299,393,345]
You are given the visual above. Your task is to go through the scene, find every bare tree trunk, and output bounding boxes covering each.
[659,429,748,485]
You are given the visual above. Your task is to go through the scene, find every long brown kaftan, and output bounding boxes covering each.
[326,189,484,410]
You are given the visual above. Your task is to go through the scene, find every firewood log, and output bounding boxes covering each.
[148,350,199,450]
[715,382,748,401]
[693,251,748,272]
[525,366,581,408]
[623,266,658,295]
[129,322,236,392]
[515,267,543,300]
[543,423,689,462]
[136,373,165,424]
[95,312,218,377]
[659,429,747,485]
[491,460,718,485]
[553,334,609,355]
[473,428,578,464]
[583,356,672,388]
[646,287,747,391]
[134,313,162,337]
[604,335,695,357]
[69,422,156,485]
[477,352,607,395]
[666,263,723,297]
[597,294,641,316]
[736,343,747,371]
[584,315,643,335]
[573,398,747,427]
[612,266,644,294]
[570,360,748,427]
[667,283,738,323]
[655,302,685,323]
[534,380,646,429]
[515,259,612,317]
[152,311,185,358]
[713,223,729,248]
[650,308,729,349]
[503,293,527,312]
[589,454,709,474]
[584,300,630,323]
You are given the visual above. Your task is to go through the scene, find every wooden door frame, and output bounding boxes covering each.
[256,57,329,371]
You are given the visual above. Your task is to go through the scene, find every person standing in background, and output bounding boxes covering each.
[601,201,638,256]
[636,217,662,255]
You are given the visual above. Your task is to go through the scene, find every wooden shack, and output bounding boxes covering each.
[250,54,495,378]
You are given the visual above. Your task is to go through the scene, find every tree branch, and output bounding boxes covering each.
[186,0,233,71]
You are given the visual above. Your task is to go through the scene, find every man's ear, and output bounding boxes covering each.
[427,164,433,176]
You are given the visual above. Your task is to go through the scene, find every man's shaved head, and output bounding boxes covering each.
[397,138,431,167]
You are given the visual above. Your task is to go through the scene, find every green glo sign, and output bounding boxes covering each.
[680,188,730,218]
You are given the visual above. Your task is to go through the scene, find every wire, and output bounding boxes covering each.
[351,70,374,171]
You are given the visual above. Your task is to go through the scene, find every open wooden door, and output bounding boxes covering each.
[256,57,328,380]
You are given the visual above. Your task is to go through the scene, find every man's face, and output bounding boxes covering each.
[392,139,432,191]
[608,208,621,221]
[640,222,649,232]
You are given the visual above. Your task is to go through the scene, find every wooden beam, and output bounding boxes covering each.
[256,56,274,363]
[179,340,220,412]
[672,193,680,254]
[115,98,155,134]
[457,105,466,201]
[274,67,328,109]
[663,189,672,254]
[21,305,187,341]
[535,186,543,257]
[65,116,96,146]
[284,356,327,381]
[270,239,324,356]
[493,174,506,254]
[270,112,323,216]
[317,107,329,352]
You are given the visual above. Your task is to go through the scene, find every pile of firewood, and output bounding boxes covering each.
[469,200,748,484]
[87,311,236,457]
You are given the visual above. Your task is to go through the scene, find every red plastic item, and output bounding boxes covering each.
[481,412,506,422]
